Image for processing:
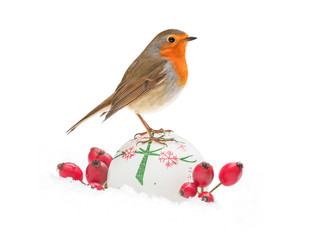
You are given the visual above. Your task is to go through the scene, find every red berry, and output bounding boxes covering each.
[57,162,83,181]
[88,147,105,162]
[85,159,108,185]
[89,182,104,190]
[219,162,243,186]
[198,192,214,202]
[179,182,197,198]
[192,162,214,188]
[96,152,112,168]
[88,147,112,168]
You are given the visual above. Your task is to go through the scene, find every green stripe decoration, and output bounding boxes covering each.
[113,136,197,186]
[135,141,154,185]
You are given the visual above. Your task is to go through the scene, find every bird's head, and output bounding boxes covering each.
[145,29,196,58]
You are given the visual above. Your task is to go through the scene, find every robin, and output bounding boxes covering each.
[66,29,196,144]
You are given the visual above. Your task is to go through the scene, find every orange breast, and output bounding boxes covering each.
[159,40,188,87]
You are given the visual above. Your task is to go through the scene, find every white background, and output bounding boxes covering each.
[1,0,316,239]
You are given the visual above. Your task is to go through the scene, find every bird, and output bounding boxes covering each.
[66,29,196,145]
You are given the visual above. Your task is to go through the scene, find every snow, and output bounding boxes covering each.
[38,173,249,240]
[1,0,317,239]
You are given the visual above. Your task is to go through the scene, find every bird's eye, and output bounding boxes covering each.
[168,37,175,43]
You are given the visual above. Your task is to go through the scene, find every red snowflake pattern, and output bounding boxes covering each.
[122,147,136,160]
[176,143,187,152]
[158,150,179,168]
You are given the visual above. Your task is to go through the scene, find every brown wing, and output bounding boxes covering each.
[103,57,167,121]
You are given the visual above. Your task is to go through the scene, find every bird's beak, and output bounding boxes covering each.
[185,36,197,41]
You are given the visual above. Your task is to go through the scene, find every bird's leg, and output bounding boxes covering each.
[135,113,175,146]
[135,113,154,138]
[135,113,173,136]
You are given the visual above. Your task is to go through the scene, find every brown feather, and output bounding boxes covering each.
[66,93,114,134]
[103,60,167,121]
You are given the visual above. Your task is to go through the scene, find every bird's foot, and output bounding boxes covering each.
[152,128,173,135]
[136,134,176,147]
[134,128,173,139]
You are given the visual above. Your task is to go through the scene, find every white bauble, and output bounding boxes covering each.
[108,132,203,202]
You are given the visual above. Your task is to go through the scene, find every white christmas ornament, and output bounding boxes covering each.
[108,132,204,202]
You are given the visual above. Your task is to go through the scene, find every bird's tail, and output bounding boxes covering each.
[66,93,114,134]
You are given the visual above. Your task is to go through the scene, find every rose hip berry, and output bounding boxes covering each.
[192,162,214,188]
[179,182,198,198]
[219,162,244,186]
[57,162,83,181]
[89,182,104,190]
[88,147,104,162]
[85,159,108,185]
[96,152,112,168]
[198,192,214,202]
[88,147,112,168]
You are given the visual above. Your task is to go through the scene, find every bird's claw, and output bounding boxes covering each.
[136,135,175,146]
[137,138,165,146]
[134,128,173,139]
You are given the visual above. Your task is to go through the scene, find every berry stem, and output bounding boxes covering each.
[209,182,222,193]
